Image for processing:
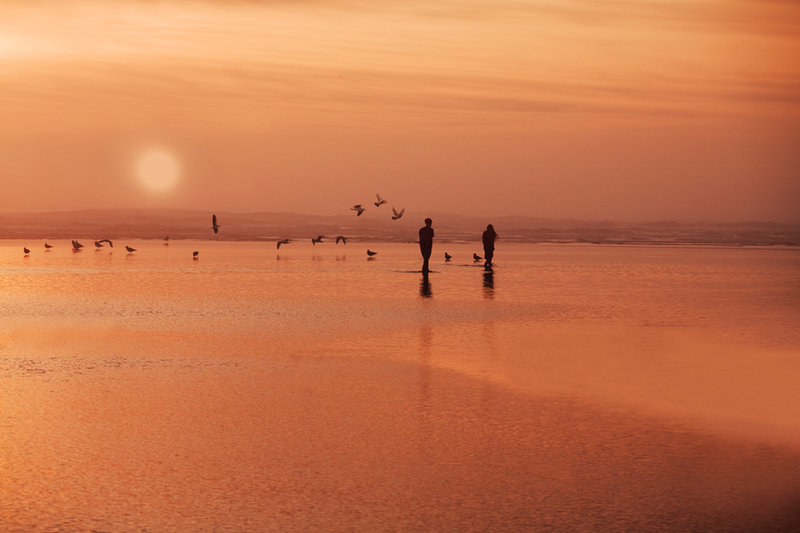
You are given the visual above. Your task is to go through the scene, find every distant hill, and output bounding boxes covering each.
[1,209,798,246]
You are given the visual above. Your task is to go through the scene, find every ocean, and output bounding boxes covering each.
[1,239,799,531]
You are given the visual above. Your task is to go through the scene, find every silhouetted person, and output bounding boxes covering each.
[419,218,434,273]
[482,224,497,269]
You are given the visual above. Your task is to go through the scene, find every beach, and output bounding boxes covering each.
[1,240,799,531]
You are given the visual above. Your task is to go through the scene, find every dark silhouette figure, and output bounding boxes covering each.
[473,253,482,262]
[420,272,432,298]
[44,243,53,249]
[193,251,199,260]
[366,249,378,256]
[444,252,452,262]
[212,214,220,234]
[277,239,290,249]
[419,218,434,273]
[23,247,30,256]
[336,235,347,245]
[482,224,497,269]
[125,245,136,254]
[374,194,386,207]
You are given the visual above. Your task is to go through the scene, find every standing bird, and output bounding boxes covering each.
[212,214,220,234]
[96,239,113,247]
[94,240,104,248]
[366,249,377,256]
[72,240,84,249]
[336,236,347,245]
[391,207,405,220]
[23,247,30,256]
[473,253,483,262]
[44,243,53,249]
[277,239,291,249]
[311,236,325,245]
[125,246,137,254]
[193,251,199,260]
[351,204,366,216]
[164,235,170,245]
[374,194,387,207]
[444,252,452,262]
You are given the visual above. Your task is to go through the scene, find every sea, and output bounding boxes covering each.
[1,239,799,531]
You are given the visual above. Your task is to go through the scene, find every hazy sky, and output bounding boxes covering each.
[1,0,798,222]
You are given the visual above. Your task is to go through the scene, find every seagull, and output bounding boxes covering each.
[351,204,366,216]
[473,253,483,262]
[391,207,405,220]
[336,236,347,245]
[374,194,387,207]
[72,240,84,250]
[212,214,220,234]
[193,251,199,260]
[277,239,291,249]
[366,249,377,256]
[94,240,104,248]
[23,247,30,256]
[311,235,324,245]
[44,243,53,249]
[125,246,137,254]
[444,252,452,262]
[96,239,113,247]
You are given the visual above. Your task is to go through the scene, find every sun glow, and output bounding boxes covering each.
[136,149,181,193]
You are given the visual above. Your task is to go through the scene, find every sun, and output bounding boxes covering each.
[136,149,181,193]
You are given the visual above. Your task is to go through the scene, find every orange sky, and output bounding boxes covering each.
[1,0,798,222]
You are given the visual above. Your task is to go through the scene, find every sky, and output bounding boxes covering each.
[1,0,798,222]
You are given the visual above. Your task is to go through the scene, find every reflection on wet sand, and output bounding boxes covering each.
[482,269,494,299]
[419,273,432,298]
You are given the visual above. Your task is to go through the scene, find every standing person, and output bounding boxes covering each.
[482,224,497,269]
[419,218,434,273]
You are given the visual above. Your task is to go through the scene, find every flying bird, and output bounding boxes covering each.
[336,236,347,245]
[473,253,483,262]
[94,240,104,248]
[444,252,452,262]
[374,194,387,207]
[44,243,53,249]
[311,236,325,245]
[193,251,199,260]
[277,239,291,249]
[125,246,137,254]
[391,207,405,220]
[351,204,366,216]
[366,249,377,256]
[23,247,30,256]
[212,214,220,234]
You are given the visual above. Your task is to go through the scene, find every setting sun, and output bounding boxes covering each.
[136,149,181,193]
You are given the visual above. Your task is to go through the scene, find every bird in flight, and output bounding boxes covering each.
[351,204,366,216]
[374,194,387,207]
[193,251,199,260]
[311,235,325,245]
[23,247,30,256]
[44,243,53,249]
[473,253,483,262]
[98,239,113,247]
[125,246,137,254]
[444,252,452,262]
[336,236,347,245]
[277,239,291,249]
[391,207,404,220]
[212,214,220,234]
[366,249,377,256]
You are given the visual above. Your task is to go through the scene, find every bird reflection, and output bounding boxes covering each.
[420,272,432,298]
[482,270,494,299]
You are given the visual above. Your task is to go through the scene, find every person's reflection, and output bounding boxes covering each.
[420,272,433,298]
[482,269,494,299]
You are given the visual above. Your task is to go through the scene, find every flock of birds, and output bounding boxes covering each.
[20,194,486,263]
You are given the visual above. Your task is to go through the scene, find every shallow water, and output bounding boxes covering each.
[1,240,799,531]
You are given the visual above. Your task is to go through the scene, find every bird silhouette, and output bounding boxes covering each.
[192,251,199,260]
[72,240,84,250]
[44,243,53,249]
[351,204,366,216]
[94,240,104,248]
[277,239,291,249]
[391,207,405,220]
[212,214,220,234]
[164,235,170,245]
[125,246,137,254]
[374,194,387,207]
[444,252,452,261]
[23,247,30,255]
[336,236,347,245]
[473,253,483,262]
[311,236,325,245]
[96,239,113,247]
[366,249,377,256]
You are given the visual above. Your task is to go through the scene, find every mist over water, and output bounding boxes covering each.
[1,240,799,531]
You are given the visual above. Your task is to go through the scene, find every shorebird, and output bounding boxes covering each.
[444,252,452,261]
[391,207,405,220]
[374,194,387,207]
[351,204,366,216]
[336,236,347,245]
[23,247,30,256]
[212,214,220,234]
[125,246,137,254]
[473,253,483,262]
[164,235,170,245]
[94,240,104,248]
[366,249,377,256]
[72,240,84,250]
[311,236,324,245]
[44,243,53,249]
[193,251,199,260]
[96,239,113,247]
[277,239,291,249]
